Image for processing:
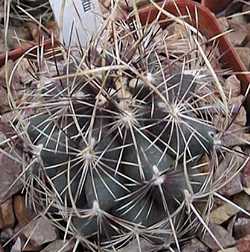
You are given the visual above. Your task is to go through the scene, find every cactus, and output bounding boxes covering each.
[4,3,250,252]
[9,0,53,23]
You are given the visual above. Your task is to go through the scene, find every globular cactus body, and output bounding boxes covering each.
[151,113,215,158]
[84,169,127,211]
[9,6,245,251]
[27,113,55,144]
[123,131,174,182]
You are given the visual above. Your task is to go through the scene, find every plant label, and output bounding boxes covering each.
[49,0,103,47]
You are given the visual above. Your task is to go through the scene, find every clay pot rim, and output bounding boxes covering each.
[0,39,60,67]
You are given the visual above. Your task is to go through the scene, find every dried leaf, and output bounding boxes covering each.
[22,216,58,247]
[210,203,239,224]
[0,150,22,204]
[202,223,236,250]
[233,193,250,211]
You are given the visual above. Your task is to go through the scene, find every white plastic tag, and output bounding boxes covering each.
[49,0,103,47]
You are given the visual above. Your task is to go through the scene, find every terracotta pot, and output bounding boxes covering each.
[201,0,233,14]
[135,0,250,111]
[0,39,58,67]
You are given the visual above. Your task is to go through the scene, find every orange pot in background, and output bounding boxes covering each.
[0,39,58,67]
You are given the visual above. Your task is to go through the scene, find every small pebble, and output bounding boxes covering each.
[0,198,15,229]
[234,217,250,239]
[237,234,250,252]
[22,216,58,247]
[235,47,250,69]
[14,195,33,226]
[228,21,248,46]
[224,75,241,97]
